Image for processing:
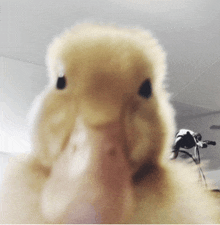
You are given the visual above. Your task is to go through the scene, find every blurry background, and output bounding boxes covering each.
[1,0,220,188]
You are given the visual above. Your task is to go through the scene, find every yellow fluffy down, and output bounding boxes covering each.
[0,23,220,224]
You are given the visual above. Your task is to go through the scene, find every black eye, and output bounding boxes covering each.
[56,75,66,90]
[138,79,152,98]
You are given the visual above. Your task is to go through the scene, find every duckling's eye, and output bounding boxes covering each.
[138,79,152,98]
[56,75,66,90]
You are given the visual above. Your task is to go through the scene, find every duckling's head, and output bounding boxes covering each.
[31,23,176,223]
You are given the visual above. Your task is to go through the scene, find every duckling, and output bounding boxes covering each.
[1,23,219,224]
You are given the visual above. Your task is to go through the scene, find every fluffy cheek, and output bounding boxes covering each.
[126,100,165,167]
[126,115,150,164]
[32,93,77,167]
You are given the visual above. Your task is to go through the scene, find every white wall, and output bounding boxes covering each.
[0,153,12,191]
[1,56,46,153]
[1,57,46,188]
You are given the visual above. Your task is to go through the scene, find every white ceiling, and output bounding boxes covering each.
[1,0,220,133]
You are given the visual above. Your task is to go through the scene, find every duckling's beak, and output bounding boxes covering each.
[42,117,134,224]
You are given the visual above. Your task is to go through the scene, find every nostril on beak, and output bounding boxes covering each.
[109,148,117,157]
